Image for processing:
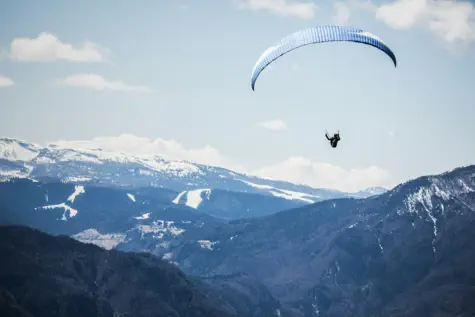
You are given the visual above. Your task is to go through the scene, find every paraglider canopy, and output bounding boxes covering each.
[250,25,397,91]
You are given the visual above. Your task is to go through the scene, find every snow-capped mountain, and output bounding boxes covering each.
[1,162,474,316]
[348,186,387,198]
[0,137,387,203]
[170,164,475,316]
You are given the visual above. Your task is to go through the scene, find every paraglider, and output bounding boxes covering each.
[325,130,341,148]
[249,25,397,149]
[250,25,397,91]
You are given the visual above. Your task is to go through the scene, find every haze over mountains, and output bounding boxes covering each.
[1,136,474,316]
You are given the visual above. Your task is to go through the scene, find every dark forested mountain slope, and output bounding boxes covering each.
[0,225,285,317]
[172,165,475,317]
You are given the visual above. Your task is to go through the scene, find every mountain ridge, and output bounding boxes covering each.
[0,224,286,317]
[170,164,475,316]
[0,137,387,202]
[1,140,474,316]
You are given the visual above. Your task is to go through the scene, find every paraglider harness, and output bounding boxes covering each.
[325,130,340,148]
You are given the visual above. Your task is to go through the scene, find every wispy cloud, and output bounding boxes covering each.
[373,0,475,44]
[258,119,288,131]
[333,2,351,25]
[388,131,395,137]
[6,32,109,62]
[56,74,152,93]
[234,0,318,19]
[252,156,393,192]
[0,75,14,87]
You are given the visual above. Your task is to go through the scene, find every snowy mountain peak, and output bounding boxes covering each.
[371,165,475,253]
[351,186,388,198]
[0,137,41,162]
[362,186,387,194]
[0,137,387,202]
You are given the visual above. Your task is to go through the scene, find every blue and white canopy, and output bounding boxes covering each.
[251,25,397,91]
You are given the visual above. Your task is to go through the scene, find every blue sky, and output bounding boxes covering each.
[1,0,474,192]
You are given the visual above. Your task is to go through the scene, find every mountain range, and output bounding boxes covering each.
[3,164,472,316]
[172,165,475,316]
[1,136,475,316]
[0,137,386,206]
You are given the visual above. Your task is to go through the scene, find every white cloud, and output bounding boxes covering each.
[374,0,475,43]
[258,119,288,131]
[333,2,351,25]
[56,74,151,93]
[388,131,395,137]
[0,75,14,87]
[234,0,318,19]
[7,32,109,62]
[50,134,392,192]
[252,156,393,192]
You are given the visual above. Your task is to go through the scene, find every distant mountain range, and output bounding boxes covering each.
[0,137,387,205]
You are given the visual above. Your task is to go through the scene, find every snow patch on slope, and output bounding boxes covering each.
[405,186,439,251]
[36,203,78,221]
[403,176,474,217]
[172,188,211,209]
[72,229,127,250]
[172,191,186,204]
[403,176,475,253]
[238,179,318,203]
[186,189,211,209]
[127,193,136,202]
[134,212,150,220]
[458,179,474,193]
[269,189,316,204]
[67,185,85,203]
[34,185,87,221]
